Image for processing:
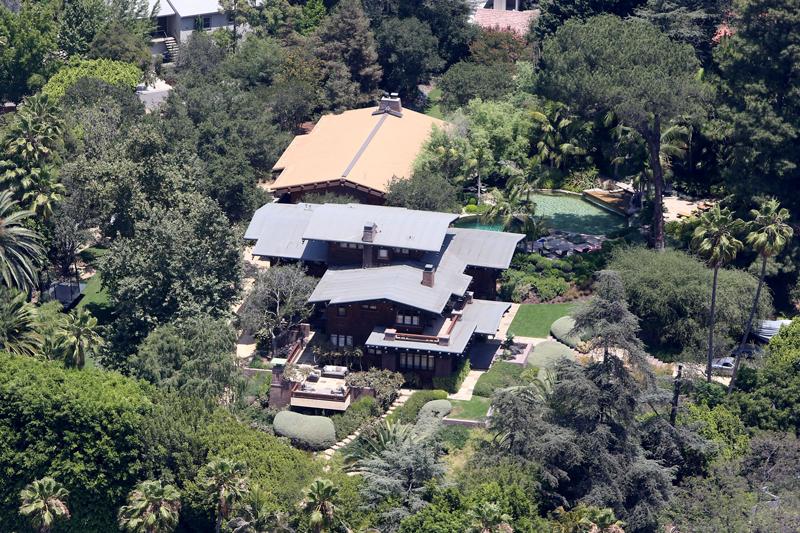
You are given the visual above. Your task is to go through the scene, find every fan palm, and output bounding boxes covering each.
[200,458,249,533]
[228,485,294,533]
[467,502,513,533]
[530,101,591,174]
[691,205,744,382]
[302,478,338,533]
[118,480,181,533]
[728,198,793,393]
[0,287,43,357]
[19,477,71,533]
[57,309,104,369]
[0,190,44,292]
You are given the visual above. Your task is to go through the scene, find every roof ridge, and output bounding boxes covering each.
[341,114,388,178]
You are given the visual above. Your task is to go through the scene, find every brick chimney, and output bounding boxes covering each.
[422,264,435,287]
[373,93,403,117]
[362,222,377,242]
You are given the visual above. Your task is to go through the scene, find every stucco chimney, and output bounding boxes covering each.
[422,264,435,287]
[362,222,377,242]
[373,93,403,117]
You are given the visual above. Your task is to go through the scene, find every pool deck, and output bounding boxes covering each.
[582,188,631,216]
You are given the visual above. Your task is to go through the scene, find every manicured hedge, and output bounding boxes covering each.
[473,361,527,397]
[273,410,337,451]
[42,59,142,100]
[433,358,470,393]
[330,396,381,440]
[388,389,448,424]
[526,340,575,368]
[550,316,583,348]
[418,399,452,420]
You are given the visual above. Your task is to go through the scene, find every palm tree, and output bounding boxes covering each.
[57,309,104,369]
[200,458,249,533]
[302,478,338,533]
[0,190,44,293]
[228,485,294,533]
[344,420,418,469]
[530,101,591,176]
[19,477,71,533]
[118,480,181,533]
[467,502,513,533]
[0,287,43,357]
[691,205,744,382]
[728,198,793,393]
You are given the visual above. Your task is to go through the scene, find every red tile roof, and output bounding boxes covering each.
[474,8,539,36]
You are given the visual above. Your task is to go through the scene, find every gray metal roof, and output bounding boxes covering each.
[302,204,458,252]
[167,0,222,16]
[445,228,524,270]
[245,203,327,262]
[363,298,509,354]
[308,264,471,314]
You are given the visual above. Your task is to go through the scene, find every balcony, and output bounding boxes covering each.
[289,376,351,411]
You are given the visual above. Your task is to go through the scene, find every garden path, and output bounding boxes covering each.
[448,370,484,401]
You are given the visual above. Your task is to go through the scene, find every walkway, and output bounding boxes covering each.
[448,370,484,401]
[319,388,414,461]
[496,303,520,339]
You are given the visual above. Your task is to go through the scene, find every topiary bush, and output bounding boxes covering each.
[432,358,470,393]
[388,390,448,424]
[330,397,381,440]
[273,410,336,451]
[526,340,575,368]
[473,361,528,398]
[550,316,583,348]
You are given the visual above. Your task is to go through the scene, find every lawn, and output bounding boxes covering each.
[425,86,444,119]
[75,246,114,325]
[509,303,575,338]
[448,396,491,420]
[473,361,528,398]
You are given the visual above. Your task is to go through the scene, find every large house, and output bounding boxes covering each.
[245,203,523,383]
[269,96,446,205]
[471,0,539,36]
[147,0,239,60]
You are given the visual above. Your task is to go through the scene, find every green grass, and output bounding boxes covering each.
[509,303,575,338]
[243,371,272,398]
[425,87,444,119]
[448,396,491,420]
[75,273,113,324]
[473,361,527,398]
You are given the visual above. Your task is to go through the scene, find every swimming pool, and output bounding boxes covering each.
[455,192,626,235]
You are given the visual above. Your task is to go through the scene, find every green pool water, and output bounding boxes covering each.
[455,192,626,235]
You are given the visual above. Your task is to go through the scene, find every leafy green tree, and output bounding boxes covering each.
[711,0,800,215]
[59,0,109,57]
[199,458,250,533]
[469,27,527,66]
[438,61,515,112]
[0,191,44,292]
[100,194,242,362]
[130,314,239,401]
[88,19,152,72]
[467,502,512,533]
[302,478,339,533]
[691,205,744,381]
[0,287,42,357]
[376,17,444,98]
[238,264,315,352]
[530,100,593,180]
[632,0,724,61]
[18,477,70,533]
[532,0,642,40]
[313,0,382,110]
[42,59,143,100]
[729,199,793,392]
[0,2,60,101]
[299,0,326,35]
[228,485,291,533]
[118,480,181,533]
[56,309,103,369]
[540,15,708,248]
[386,171,461,213]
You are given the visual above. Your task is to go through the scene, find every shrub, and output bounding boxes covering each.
[388,390,448,424]
[42,59,142,100]
[438,61,515,111]
[436,425,471,451]
[433,358,470,393]
[273,410,336,451]
[346,369,404,410]
[330,397,381,440]
[473,362,527,398]
[418,399,452,420]
[526,340,575,367]
[550,316,583,348]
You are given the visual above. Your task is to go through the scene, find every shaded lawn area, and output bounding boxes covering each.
[473,361,528,398]
[425,87,444,119]
[76,246,114,325]
[509,303,575,338]
[449,396,491,420]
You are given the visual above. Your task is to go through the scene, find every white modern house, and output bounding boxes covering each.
[147,0,239,61]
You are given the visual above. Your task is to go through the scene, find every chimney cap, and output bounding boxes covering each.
[424,263,434,272]
[373,94,403,117]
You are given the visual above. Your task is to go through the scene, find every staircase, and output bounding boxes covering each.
[164,37,179,63]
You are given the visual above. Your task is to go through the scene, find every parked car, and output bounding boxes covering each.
[711,357,735,376]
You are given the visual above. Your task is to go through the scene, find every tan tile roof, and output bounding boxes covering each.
[474,8,539,36]
[271,106,446,195]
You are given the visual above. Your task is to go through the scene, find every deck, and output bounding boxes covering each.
[582,188,631,215]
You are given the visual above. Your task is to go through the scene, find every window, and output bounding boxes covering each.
[393,248,410,254]
[330,334,353,347]
[361,303,378,311]
[202,16,211,29]
[336,306,347,317]
[366,347,383,355]
[400,353,435,371]
[347,243,358,249]
[396,312,420,326]
[378,248,389,259]
[339,242,348,248]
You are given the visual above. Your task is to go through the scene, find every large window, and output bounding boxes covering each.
[330,334,353,348]
[361,303,378,311]
[377,248,389,259]
[396,311,420,326]
[336,306,347,317]
[400,353,436,371]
